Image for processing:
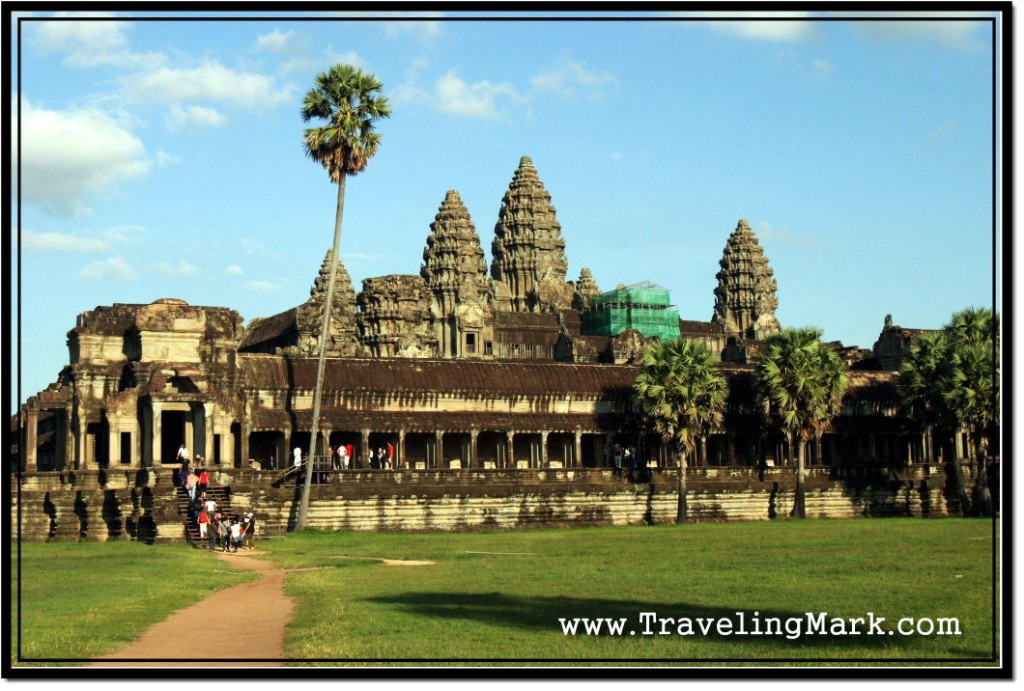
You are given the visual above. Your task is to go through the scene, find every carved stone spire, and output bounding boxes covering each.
[573,267,600,311]
[421,190,490,316]
[297,249,360,356]
[490,156,569,313]
[711,219,781,340]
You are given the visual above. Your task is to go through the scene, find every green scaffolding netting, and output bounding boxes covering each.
[582,283,680,340]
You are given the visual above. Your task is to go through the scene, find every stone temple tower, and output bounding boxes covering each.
[421,190,493,357]
[490,156,570,313]
[711,219,781,340]
[297,249,361,356]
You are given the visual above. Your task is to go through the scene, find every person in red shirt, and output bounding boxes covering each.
[197,467,209,497]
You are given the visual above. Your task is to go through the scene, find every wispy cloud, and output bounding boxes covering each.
[165,105,228,131]
[78,255,137,281]
[125,59,294,109]
[20,226,140,252]
[151,259,198,277]
[243,279,280,292]
[674,11,819,42]
[255,29,306,55]
[329,11,444,41]
[757,220,827,249]
[927,120,958,148]
[529,59,618,100]
[225,264,244,276]
[774,47,835,83]
[841,15,990,51]
[14,99,152,216]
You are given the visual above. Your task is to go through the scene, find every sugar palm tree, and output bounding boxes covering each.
[754,327,848,519]
[296,64,391,531]
[898,331,951,464]
[634,339,728,524]
[941,307,999,517]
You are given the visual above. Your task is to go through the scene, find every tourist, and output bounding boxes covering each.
[367,447,376,469]
[293,447,302,468]
[341,444,350,469]
[614,444,623,473]
[186,468,199,501]
[623,447,632,471]
[197,466,209,496]
[344,444,354,469]
[197,508,210,544]
[230,520,242,552]
[219,516,231,552]
[243,512,256,549]
[205,496,217,517]
[387,443,395,470]
[209,512,221,550]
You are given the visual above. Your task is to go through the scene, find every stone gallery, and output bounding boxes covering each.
[13,156,966,540]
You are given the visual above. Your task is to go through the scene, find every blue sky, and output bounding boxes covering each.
[11,9,1003,410]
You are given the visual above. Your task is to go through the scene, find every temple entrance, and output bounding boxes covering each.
[248,431,284,469]
[511,434,541,469]
[85,421,108,469]
[545,433,576,468]
[442,432,471,469]
[404,433,433,469]
[160,410,187,465]
[477,431,505,469]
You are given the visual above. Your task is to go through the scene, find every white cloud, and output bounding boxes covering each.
[321,50,367,71]
[774,47,834,83]
[433,70,520,118]
[125,59,292,108]
[165,105,229,131]
[675,11,818,41]
[329,11,444,40]
[225,264,244,276]
[850,19,987,51]
[26,11,129,66]
[21,230,108,252]
[14,99,152,216]
[152,259,198,277]
[256,29,303,55]
[529,59,618,99]
[243,280,280,292]
[78,255,137,281]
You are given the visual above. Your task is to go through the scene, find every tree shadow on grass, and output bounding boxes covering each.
[362,591,983,659]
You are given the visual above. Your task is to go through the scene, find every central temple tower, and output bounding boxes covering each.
[490,157,570,313]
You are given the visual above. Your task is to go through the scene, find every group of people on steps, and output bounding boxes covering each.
[177,444,257,552]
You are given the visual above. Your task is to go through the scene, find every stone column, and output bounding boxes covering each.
[151,401,163,465]
[23,409,38,472]
[505,432,515,469]
[361,429,370,469]
[219,427,230,467]
[202,403,214,462]
[108,420,120,467]
[435,431,444,469]
[574,430,582,469]
[470,430,479,469]
[540,431,549,468]
[239,422,249,469]
[398,430,407,469]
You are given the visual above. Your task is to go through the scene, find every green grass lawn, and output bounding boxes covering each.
[262,518,998,666]
[10,519,999,668]
[10,542,259,666]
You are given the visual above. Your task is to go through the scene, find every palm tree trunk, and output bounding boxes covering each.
[973,428,993,517]
[676,447,689,524]
[792,433,806,519]
[296,176,348,531]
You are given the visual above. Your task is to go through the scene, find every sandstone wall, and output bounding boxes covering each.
[10,465,956,543]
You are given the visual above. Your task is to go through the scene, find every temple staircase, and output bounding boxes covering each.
[176,485,235,545]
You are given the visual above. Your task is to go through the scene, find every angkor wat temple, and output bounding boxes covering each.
[16,156,956,480]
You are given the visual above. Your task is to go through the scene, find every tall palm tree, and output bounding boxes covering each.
[296,64,391,531]
[754,327,848,519]
[634,339,729,524]
[941,307,999,517]
[898,331,951,464]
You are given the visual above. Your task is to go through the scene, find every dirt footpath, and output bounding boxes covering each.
[89,549,294,668]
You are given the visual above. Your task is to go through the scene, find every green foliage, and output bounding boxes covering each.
[754,327,848,443]
[633,339,729,457]
[301,63,391,182]
[899,307,1000,439]
[11,543,259,666]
